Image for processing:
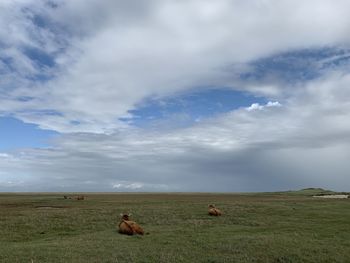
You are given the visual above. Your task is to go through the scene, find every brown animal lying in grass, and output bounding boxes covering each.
[118,213,144,235]
[76,195,85,200]
[208,204,222,216]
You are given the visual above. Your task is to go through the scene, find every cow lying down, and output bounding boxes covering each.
[208,204,222,216]
[76,195,85,200]
[118,213,144,235]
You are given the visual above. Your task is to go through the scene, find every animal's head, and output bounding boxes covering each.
[120,213,132,220]
[208,204,215,208]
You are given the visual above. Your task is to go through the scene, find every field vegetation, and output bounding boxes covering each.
[0,189,349,262]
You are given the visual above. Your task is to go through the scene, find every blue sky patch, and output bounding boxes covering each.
[123,88,266,128]
[0,116,58,151]
[16,96,35,102]
[23,47,55,68]
[240,47,350,84]
[23,110,63,117]
[31,14,48,29]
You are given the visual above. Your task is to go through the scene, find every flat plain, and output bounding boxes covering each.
[0,189,349,263]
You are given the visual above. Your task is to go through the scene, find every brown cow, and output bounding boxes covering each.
[76,195,85,200]
[208,204,222,216]
[118,213,144,235]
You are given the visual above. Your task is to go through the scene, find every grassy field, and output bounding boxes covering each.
[0,190,349,263]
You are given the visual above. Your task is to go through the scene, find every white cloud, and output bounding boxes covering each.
[1,0,350,132]
[113,183,144,190]
[247,103,263,111]
[247,101,282,111]
[112,181,169,191]
[266,101,282,107]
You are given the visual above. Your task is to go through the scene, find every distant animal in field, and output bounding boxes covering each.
[208,204,222,216]
[118,213,144,235]
[75,195,85,200]
[63,195,68,199]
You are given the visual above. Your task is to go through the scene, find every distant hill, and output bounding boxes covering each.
[301,187,327,191]
[273,188,336,196]
[298,188,335,196]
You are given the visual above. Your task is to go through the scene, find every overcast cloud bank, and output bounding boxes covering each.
[1,0,350,191]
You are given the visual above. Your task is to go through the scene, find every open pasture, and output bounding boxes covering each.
[0,191,349,263]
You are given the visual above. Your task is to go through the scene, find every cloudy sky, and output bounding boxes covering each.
[1,0,350,192]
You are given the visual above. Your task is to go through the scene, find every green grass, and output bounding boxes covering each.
[0,191,349,262]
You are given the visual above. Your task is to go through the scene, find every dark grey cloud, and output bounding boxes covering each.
[1,72,350,192]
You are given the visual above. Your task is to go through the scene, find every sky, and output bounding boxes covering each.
[1,0,350,192]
